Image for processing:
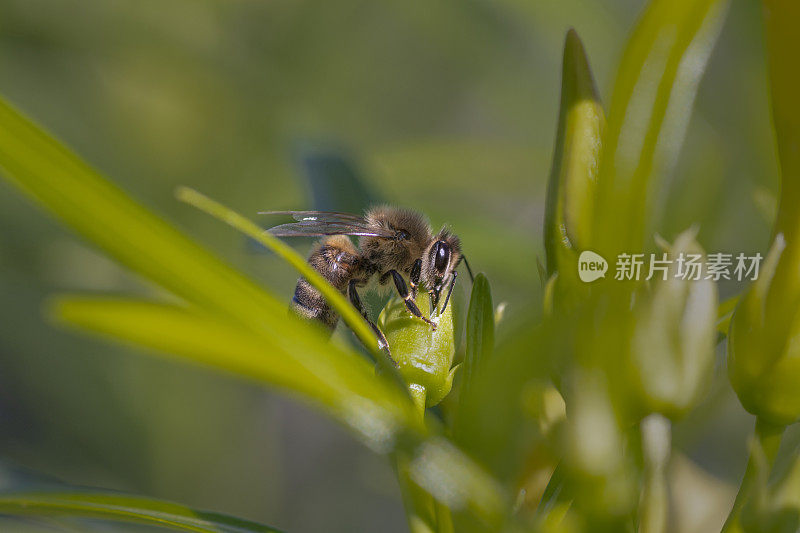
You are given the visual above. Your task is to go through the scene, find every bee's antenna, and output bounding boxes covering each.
[461,255,475,283]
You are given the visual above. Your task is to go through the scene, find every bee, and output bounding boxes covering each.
[261,206,473,358]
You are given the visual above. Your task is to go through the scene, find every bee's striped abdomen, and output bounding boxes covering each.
[291,278,339,331]
[290,235,362,334]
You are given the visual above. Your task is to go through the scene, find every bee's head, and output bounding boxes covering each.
[422,229,462,307]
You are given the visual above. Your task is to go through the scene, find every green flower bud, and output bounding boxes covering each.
[379,291,458,410]
[728,234,800,426]
[543,29,605,308]
[630,229,717,418]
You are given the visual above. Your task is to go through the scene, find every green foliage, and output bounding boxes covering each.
[629,229,717,419]
[0,490,282,533]
[723,2,800,528]
[741,437,800,533]
[728,235,799,426]
[0,0,797,530]
[460,273,495,404]
[592,0,730,256]
[543,29,604,285]
[534,1,730,526]
[728,0,800,427]
[0,91,506,528]
[51,297,364,423]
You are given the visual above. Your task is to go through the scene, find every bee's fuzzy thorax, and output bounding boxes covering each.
[361,206,433,275]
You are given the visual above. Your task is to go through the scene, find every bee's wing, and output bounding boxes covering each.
[267,221,395,238]
[259,210,366,223]
[261,210,396,238]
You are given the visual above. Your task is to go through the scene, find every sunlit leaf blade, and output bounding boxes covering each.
[0,95,285,332]
[0,94,406,412]
[51,296,419,451]
[51,296,506,525]
[0,491,282,533]
[175,187,384,364]
[544,29,604,276]
[764,0,800,241]
[0,94,417,442]
[592,0,730,255]
[51,298,333,410]
[0,90,507,527]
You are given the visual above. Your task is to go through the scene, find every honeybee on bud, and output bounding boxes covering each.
[261,206,473,360]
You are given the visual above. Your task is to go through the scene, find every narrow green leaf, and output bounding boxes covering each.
[0,94,415,436]
[592,0,730,255]
[0,95,284,333]
[0,68,506,531]
[459,273,495,405]
[764,0,800,241]
[51,296,419,450]
[175,186,382,362]
[51,296,507,524]
[544,29,605,276]
[724,0,800,434]
[0,490,282,533]
[52,298,332,411]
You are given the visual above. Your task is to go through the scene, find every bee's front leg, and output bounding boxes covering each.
[409,259,422,300]
[388,270,437,331]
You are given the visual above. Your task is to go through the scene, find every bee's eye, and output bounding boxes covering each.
[434,241,450,271]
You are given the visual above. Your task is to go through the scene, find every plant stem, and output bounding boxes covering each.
[409,385,427,417]
[394,385,454,533]
[639,414,671,533]
[720,417,785,532]
[394,454,438,533]
[434,501,454,533]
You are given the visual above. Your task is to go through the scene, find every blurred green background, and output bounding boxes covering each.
[0,0,781,530]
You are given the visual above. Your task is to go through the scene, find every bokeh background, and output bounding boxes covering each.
[0,0,782,531]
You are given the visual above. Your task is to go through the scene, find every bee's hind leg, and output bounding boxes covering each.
[348,280,396,366]
[389,270,437,331]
